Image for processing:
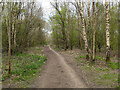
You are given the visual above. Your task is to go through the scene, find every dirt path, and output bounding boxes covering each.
[31,46,86,88]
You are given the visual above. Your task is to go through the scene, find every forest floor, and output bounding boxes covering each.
[2,46,47,88]
[31,45,118,88]
[59,48,118,88]
[2,45,118,88]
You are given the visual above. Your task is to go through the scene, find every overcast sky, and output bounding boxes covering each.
[40,0,54,22]
[38,0,119,22]
[1,0,119,22]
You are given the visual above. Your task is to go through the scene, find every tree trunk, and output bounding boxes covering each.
[118,1,120,87]
[105,0,110,62]
[87,0,91,40]
[13,4,17,53]
[77,12,82,50]
[92,1,96,62]
[79,18,82,50]
[8,2,12,78]
[55,29,59,48]
[12,15,17,53]
[62,23,67,51]
[78,1,91,60]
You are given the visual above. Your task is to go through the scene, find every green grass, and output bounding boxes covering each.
[75,54,118,70]
[101,73,116,79]
[96,56,103,60]
[74,54,118,88]
[12,54,46,81]
[2,52,46,85]
[96,72,118,86]
[95,67,110,72]
[107,62,118,69]
[75,54,86,60]
[76,59,82,63]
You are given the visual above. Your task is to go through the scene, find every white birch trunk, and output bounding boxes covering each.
[79,1,91,59]
[105,0,110,62]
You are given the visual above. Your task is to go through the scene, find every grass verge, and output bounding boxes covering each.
[75,54,118,88]
[2,47,46,88]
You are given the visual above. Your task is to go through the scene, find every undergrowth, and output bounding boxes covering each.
[75,54,118,88]
[2,47,46,87]
[75,54,118,69]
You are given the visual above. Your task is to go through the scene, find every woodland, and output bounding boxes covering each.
[1,0,119,88]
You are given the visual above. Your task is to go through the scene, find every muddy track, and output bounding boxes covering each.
[31,46,86,88]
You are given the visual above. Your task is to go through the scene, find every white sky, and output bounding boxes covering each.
[38,0,119,22]
[2,0,119,22]
[40,0,54,22]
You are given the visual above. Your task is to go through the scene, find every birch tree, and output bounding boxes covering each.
[87,0,91,40]
[2,2,46,78]
[77,1,91,60]
[105,0,110,62]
